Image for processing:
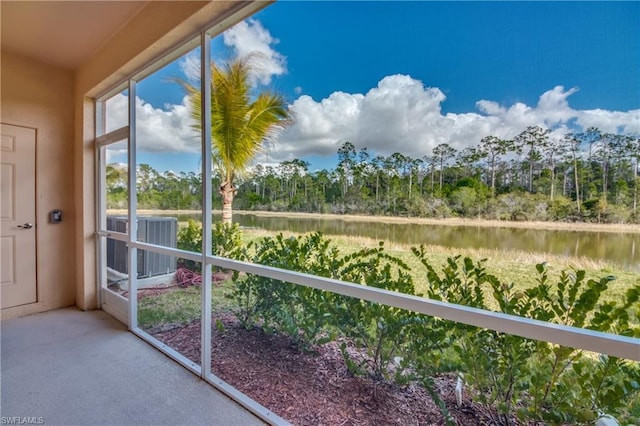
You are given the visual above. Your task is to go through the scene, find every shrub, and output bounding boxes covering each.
[212,222,244,260]
[333,243,417,379]
[411,251,640,424]
[233,234,422,378]
[177,219,203,253]
[177,220,245,271]
[547,195,574,220]
[231,232,342,348]
[449,187,479,216]
[228,233,639,424]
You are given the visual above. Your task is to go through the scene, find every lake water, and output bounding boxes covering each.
[171,212,639,272]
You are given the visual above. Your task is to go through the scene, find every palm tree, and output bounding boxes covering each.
[177,56,290,223]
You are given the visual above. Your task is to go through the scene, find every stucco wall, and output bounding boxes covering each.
[1,51,76,319]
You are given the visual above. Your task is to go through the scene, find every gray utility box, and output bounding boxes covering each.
[106,216,178,278]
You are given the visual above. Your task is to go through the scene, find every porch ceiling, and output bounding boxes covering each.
[1,1,150,70]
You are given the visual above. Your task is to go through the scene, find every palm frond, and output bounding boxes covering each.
[176,56,292,184]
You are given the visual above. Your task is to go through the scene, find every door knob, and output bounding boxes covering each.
[17,223,33,229]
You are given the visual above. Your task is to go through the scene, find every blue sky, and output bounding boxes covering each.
[262,1,639,112]
[107,1,640,173]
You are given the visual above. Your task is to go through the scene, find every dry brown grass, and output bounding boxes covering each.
[235,211,640,234]
[108,209,640,234]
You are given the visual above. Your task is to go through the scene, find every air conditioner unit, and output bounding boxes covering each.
[106,216,178,278]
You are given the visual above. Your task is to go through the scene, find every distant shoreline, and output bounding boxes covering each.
[106,209,640,234]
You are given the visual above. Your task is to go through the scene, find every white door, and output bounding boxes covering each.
[1,124,37,309]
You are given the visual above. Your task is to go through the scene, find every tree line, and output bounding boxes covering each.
[106,126,639,224]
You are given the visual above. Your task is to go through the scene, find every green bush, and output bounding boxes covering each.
[547,195,575,220]
[227,232,639,424]
[177,220,245,269]
[211,222,244,260]
[232,232,342,348]
[411,251,640,424]
[449,187,479,216]
[233,234,422,378]
[332,243,417,379]
[177,219,203,253]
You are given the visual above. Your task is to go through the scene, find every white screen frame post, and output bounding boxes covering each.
[200,31,213,377]
[127,79,138,331]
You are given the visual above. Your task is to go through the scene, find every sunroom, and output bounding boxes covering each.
[1,1,638,425]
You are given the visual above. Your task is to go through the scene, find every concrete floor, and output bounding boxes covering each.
[1,308,263,426]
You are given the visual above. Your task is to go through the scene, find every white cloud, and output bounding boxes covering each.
[179,51,201,83]
[222,18,286,86]
[576,109,640,134]
[273,92,364,159]
[136,96,199,153]
[537,85,578,125]
[106,79,638,169]
[176,18,286,88]
[106,93,199,155]
[267,79,639,163]
[476,86,580,132]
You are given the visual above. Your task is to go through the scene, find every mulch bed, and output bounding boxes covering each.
[148,313,493,425]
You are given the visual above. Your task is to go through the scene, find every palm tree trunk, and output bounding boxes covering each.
[220,180,236,224]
